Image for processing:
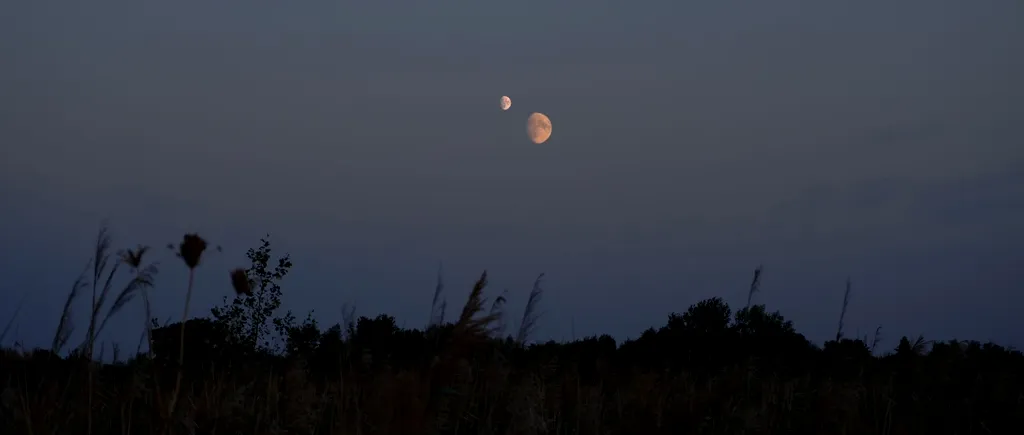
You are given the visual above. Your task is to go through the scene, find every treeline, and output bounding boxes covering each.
[1,228,1022,434]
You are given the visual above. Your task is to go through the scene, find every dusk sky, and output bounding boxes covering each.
[1,1,1022,353]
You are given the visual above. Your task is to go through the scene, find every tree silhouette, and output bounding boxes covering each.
[677,296,732,334]
[210,235,294,354]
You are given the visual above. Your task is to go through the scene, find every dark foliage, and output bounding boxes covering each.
[2,230,1022,434]
[5,296,1023,434]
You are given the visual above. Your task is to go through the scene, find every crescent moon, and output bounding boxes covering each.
[499,96,511,111]
[526,112,552,144]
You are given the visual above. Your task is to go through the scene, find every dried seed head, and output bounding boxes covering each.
[230,268,252,296]
[175,234,208,269]
[120,245,149,269]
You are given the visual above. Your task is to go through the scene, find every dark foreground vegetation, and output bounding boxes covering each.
[1,226,1022,434]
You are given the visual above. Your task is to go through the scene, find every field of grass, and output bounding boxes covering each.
[1,226,1021,434]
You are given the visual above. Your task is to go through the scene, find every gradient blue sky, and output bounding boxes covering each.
[1,0,1022,353]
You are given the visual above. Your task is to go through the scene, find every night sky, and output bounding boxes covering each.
[1,1,1022,353]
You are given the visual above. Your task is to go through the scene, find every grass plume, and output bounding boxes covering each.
[835,277,852,341]
[871,325,883,353]
[453,271,500,340]
[428,262,446,328]
[93,247,158,345]
[488,289,509,338]
[745,265,763,310]
[516,273,545,345]
[52,260,90,354]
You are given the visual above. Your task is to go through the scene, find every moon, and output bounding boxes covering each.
[526,112,552,144]
[499,96,511,111]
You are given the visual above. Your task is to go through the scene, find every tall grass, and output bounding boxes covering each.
[745,265,762,310]
[428,262,446,329]
[3,225,1022,434]
[52,260,89,354]
[515,273,545,345]
[835,277,852,341]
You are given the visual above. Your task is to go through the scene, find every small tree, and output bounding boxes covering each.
[211,235,295,354]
